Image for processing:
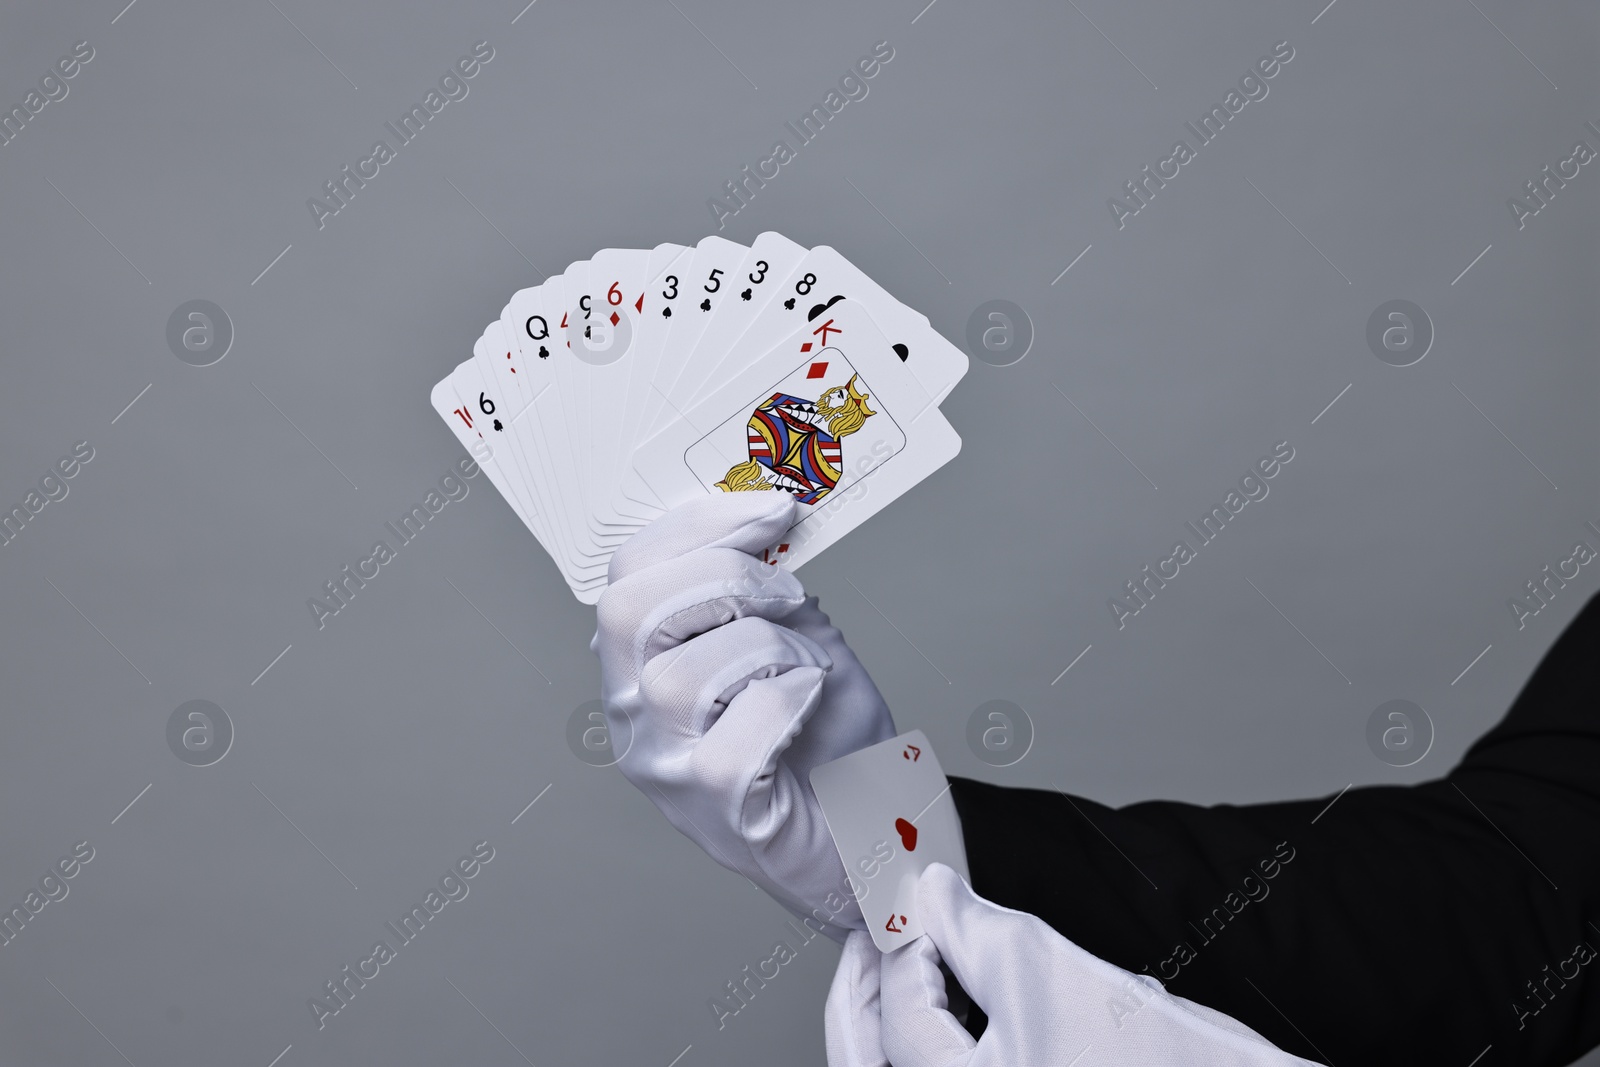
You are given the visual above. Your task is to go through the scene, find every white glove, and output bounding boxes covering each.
[826,931,889,1067]
[592,493,896,937]
[826,864,1323,1067]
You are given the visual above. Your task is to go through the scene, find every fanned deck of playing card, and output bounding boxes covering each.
[431,233,968,603]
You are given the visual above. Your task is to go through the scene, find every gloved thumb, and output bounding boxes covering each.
[912,863,1041,1026]
[878,929,976,1067]
[608,493,795,583]
[825,931,888,1067]
[639,616,831,743]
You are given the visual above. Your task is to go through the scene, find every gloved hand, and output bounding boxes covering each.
[826,864,1323,1067]
[592,493,896,938]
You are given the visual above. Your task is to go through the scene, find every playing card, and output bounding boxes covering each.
[604,243,694,511]
[655,232,809,436]
[613,236,750,513]
[542,251,640,535]
[636,235,750,446]
[439,326,614,599]
[470,321,543,518]
[432,363,530,531]
[729,245,969,409]
[432,352,570,584]
[630,299,961,572]
[601,241,692,520]
[548,259,629,543]
[504,273,621,577]
[475,318,609,591]
[809,730,969,953]
[496,281,574,541]
[577,247,655,526]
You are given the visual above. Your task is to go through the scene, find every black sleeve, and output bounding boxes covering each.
[950,592,1600,1067]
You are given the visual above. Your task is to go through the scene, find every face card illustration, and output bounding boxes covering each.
[809,730,970,953]
[682,355,907,507]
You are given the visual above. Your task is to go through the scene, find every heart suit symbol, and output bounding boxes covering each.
[894,817,918,851]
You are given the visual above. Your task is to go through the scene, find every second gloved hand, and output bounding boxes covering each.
[592,493,896,937]
[826,864,1323,1067]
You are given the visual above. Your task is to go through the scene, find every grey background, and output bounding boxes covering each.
[0,0,1595,1063]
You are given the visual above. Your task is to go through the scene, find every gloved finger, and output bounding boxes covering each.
[689,666,829,815]
[633,620,850,921]
[608,493,796,583]
[778,597,897,780]
[825,931,888,1067]
[878,932,976,1067]
[914,863,1047,1021]
[640,614,832,739]
[681,645,864,922]
[672,617,832,793]
[639,616,832,742]
[597,546,808,673]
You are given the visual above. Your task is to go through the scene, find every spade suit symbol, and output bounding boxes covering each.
[807,294,845,321]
